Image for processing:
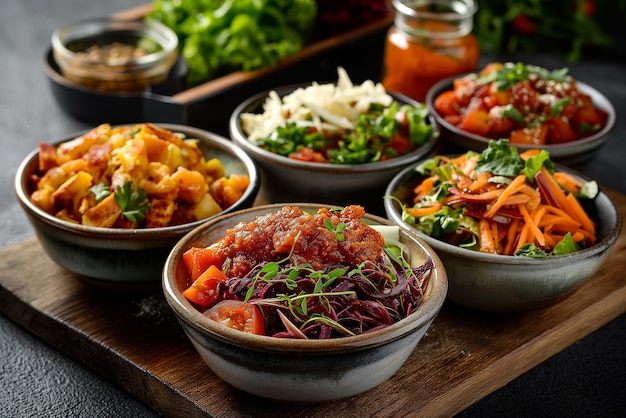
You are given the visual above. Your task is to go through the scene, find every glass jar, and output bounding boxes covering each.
[382,0,479,102]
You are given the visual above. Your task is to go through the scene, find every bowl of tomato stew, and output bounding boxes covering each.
[229,67,439,214]
[14,123,259,289]
[162,203,447,402]
[384,139,622,312]
[426,62,616,166]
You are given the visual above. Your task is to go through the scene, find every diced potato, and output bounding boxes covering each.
[193,193,222,220]
[145,199,175,228]
[204,158,226,180]
[52,171,93,207]
[143,133,170,163]
[31,188,55,213]
[164,143,183,169]
[82,193,121,228]
[172,167,208,204]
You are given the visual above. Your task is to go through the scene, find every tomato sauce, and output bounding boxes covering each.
[203,205,385,277]
[381,0,479,102]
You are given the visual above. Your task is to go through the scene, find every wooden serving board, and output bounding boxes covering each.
[1,191,625,418]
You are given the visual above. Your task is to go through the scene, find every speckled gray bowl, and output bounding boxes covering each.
[229,85,439,214]
[384,163,622,312]
[426,76,616,167]
[162,203,447,402]
[14,124,259,290]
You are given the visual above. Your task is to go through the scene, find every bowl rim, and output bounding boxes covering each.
[229,83,440,173]
[163,203,448,353]
[425,73,617,153]
[384,158,623,265]
[51,17,178,69]
[14,123,260,238]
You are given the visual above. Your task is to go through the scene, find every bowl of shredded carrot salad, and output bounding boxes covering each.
[385,139,622,311]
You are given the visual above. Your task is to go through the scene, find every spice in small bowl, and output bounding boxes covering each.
[51,18,178,92]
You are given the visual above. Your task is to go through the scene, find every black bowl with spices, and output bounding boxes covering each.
[51,18,179,93]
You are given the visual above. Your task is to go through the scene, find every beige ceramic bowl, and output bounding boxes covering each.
[426,76,616,167]
[229,84,439,215]
[14,124,259,290]
[384,162,622,312]
[162,203,447,402]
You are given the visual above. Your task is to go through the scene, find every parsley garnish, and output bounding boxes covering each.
[89,183,111,203]
[114,181,150,222]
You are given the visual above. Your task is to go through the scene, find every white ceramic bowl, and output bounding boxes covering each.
[162,203,447,402]
[384,162,622,312]
[14,124,259,290]
[229,84,440,215]
[426,75,616,167]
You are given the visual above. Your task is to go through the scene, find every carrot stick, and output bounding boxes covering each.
[519,204,546,247]
[564,193,595,233]
[468,172,491,192]
[406,204,442,218]
[479,219,497,253]
[516,224,531,251]
[553,171,584,195]
[503,219,521,255]
[484,174,526,218]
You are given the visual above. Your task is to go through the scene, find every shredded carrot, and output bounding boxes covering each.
[468,172,491,192]
[553,171,584,195]
[406,146,598,256]
[479,219,497,253]
[565,193,595,233]
[406,204,442,218]
[503,219,521,255]
[519,204,546,247]
[520,149,541,160]
[484,174,526,218]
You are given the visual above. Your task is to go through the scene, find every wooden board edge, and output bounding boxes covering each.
[415,285,626,416]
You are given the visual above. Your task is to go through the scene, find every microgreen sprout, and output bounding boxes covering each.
[324,218,347,241]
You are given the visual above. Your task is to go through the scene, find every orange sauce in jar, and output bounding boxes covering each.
[382,0,480,102]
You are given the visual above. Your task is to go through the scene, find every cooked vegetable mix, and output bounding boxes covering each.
[392,139,598,257]
[30,123,249,228]
[182,205,433,338]
[241,67,437,164]
[434,62,609,145]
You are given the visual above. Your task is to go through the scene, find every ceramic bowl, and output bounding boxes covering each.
[14,124,259,290]
[384,162,622,312]
[426,75,616,167]
[229,84,439,215]
[162,203,447,402]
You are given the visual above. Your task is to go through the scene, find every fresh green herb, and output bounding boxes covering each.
[551,97,571,117]
[323,218,347,241]
[89,183,111,204]
[255,101,435,164]
[502,104,524,122]
[147,0,317,87]
[478,62,570,91]
[475,138,525,176]
[515,233,579,257]
[114,181,151,223]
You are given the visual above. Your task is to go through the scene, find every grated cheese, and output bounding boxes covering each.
[240,67,393,141]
